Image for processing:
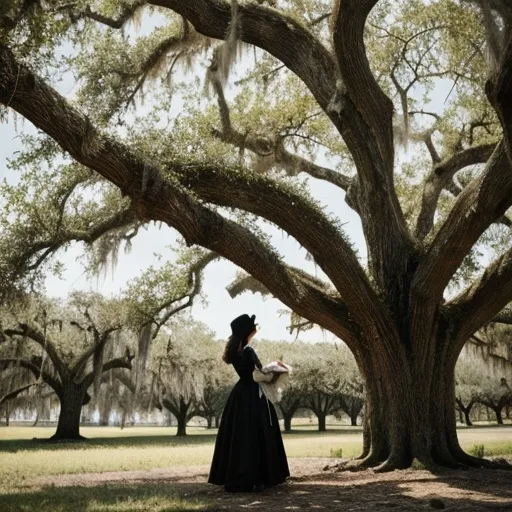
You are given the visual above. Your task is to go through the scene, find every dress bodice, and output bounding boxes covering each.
[232,345,263,383]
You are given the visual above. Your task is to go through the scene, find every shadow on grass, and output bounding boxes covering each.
[2,467,512,512]
[0,434,218,453]
[0,482,215,512]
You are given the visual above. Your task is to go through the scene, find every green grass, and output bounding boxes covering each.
[1,424,511,511]
[0,483,207,512]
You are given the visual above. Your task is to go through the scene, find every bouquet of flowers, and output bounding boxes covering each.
[253,361,293,403]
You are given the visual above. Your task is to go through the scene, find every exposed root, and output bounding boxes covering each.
[323,455,385,473]
[449,444,509,469]
[373,455,411,473]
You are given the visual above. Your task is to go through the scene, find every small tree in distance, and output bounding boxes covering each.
[0,293,134,440]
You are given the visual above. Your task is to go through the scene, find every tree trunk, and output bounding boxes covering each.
[278,404,297,432]
[5,403,9,426]
[206,415,213,429]
[283,415,292,432]
[52,384,87,440]
[350,411,358,426]
[463,408,473,427]
[214,414,220,428]
[456,400,474,427]
[173,398,191,437]
[355,340,484,471]
[317,412,327,432]
[494,407,504,425]
[176,414,187,436]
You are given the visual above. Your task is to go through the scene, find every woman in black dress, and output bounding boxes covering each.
[208,314,290,492]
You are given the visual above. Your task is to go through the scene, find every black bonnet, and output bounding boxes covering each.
[230,314,257,337]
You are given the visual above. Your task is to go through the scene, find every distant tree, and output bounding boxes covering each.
[196,353,234,429]
[454,357,485,426]
[0,293,134,439]
[476,377,512,425]
[277,388,302,432]
[151,319,217,436]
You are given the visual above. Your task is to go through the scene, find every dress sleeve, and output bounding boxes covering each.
[246,346,263,370]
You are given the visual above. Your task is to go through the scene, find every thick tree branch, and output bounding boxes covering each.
[413,141,512,299]
[491,309,512,325]
[330,1,415,291]
[174,165,397,342]
[332,0,394,170]
[81,355,134,389]
[486,28,512,164]
[3,324,65,379]
[416,142,498,239]
[0,44,360,346]
[151,0,413,294]
[0,357,62,394]
[447,246,512,343]
[0,383,36,407]
[69,326,122,379]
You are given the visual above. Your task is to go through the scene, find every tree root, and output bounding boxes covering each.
[324,448,512,473]
[327,452,388,472]
[450,445,512,470]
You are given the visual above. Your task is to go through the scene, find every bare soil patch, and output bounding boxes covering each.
[33,458,512,511]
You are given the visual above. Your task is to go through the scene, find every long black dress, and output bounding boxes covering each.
[208,345,290,492]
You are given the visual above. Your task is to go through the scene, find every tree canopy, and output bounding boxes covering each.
[1,0,512,469]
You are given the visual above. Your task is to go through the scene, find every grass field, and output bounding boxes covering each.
[1,424,511,511]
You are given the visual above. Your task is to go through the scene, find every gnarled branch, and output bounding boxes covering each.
[448,246,512,344]
[3,324,65,379]
[416,142,498,239]
[413,141,512,299]
[0,44,360,345]
[0,357,62,394]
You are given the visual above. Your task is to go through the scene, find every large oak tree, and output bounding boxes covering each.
[2,0,512,469]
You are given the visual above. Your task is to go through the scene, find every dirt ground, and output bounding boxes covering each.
[32,458,512,511]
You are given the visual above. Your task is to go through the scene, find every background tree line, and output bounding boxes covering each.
[2,293,510,438]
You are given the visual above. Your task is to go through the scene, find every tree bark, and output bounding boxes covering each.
[494,407,504,425]
[52,384,87,440]
[464,409,473,427]
[317,413,327,432]
[176,414,187,436]
[355,338,480,470]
